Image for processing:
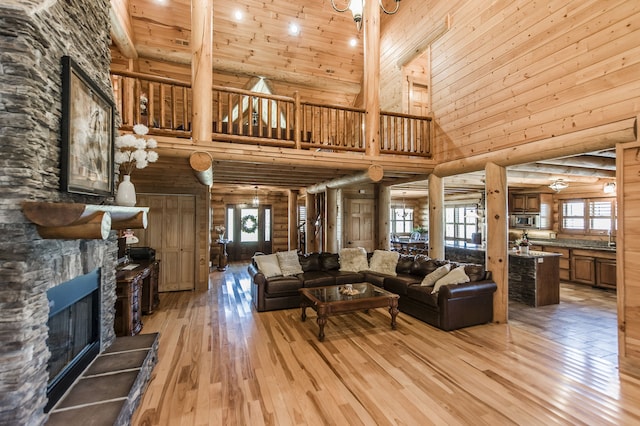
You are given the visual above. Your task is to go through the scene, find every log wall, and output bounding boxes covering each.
[380,0,640,161]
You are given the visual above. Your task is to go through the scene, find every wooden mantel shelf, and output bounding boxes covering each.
[22,202,149,240]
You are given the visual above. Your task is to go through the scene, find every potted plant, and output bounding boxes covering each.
[516,232,531,255]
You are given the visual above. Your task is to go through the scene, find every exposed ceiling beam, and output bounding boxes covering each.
[109,0,138,59]
[509,163,615,178]
[535,156,616,171]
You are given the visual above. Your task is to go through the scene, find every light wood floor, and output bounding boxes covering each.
[132,263,640,425]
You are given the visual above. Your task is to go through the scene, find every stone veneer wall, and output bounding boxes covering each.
[0,1,117,424]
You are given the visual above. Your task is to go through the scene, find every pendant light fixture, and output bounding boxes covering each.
[252,186,259,206]
[330,0,401,31]
[549,179,569,192]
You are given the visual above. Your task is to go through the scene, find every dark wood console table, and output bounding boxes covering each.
[115,260,160,336]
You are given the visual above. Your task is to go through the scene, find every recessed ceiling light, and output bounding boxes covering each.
[289,23,300,35]
[234,10,243,21]
[349,38,358,47]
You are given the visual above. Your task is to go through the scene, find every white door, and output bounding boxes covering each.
[345,198,375,252]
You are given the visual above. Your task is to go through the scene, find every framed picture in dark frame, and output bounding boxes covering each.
[60,55,115,196]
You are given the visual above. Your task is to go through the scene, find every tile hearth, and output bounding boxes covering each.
[47,333,159,426]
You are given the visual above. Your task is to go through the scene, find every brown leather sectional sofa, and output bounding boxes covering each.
[248,251,497,331]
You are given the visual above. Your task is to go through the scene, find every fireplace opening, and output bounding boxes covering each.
[45,269,101,412]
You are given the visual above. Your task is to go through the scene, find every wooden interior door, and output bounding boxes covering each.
[136,194,195,292]
[408,79,430,117]
[344,198,375,252]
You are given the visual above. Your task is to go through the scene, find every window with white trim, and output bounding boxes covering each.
[390,206,413,234]
[560,198,616,234]
[445,205,478,242]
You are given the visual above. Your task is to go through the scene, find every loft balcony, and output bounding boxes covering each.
[110,71,432,158]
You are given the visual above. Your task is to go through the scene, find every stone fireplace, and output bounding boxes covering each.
[46,269,103,412]
[0,1,119,424]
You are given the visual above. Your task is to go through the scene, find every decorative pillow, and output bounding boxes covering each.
[420,264,451,287]
[320,252,340,271]
[431,265,470,294]
[339,247,369,272]
[464,264,485,282]
[411,257,448,276]
[368,250,400,276]
[276,250,304,276]
[395,255,415,274]
[299,252,322,272]
[254,253,282,278]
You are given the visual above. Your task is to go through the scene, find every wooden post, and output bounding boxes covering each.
[305,193,317,253]
[294,91,301,150]
[428,175,444,260]
[288,189,299,251]
[191,0,213,145]
[326,189,338,253]
[378,185,391,250]
[364,0,380,156]
[485,162,508,324]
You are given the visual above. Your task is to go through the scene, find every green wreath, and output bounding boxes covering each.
[241,214,258,233]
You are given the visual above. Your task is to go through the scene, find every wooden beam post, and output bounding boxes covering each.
[191,0,213,145]
[326,188,338,253]
[364,0,380,156]
[485,162,508,324]
[305,193,317,254]
[428,175,444,259]
[378,184,391,250]
[288,189,299,251]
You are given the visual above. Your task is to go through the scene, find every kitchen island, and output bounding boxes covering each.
[509,250,562,307]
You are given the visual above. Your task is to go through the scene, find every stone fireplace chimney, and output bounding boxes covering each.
[0,1,118,424]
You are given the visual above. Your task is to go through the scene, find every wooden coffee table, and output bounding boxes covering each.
[299,283,399,341]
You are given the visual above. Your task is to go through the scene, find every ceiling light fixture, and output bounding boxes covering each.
[288,23,300,35]
[549,179,569,192]
[603,182,616,194]
[330,0,401,31]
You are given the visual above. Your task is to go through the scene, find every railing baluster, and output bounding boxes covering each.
[109,71,431,155]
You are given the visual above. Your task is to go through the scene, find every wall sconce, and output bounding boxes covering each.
[330,0,401,31]
[603,182,616,194]
[549,179,569,192]
[252,186,259,206]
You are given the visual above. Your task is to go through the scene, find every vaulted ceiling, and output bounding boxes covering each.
[109,0,617,197]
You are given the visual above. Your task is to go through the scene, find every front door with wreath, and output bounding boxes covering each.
[228,205,272,261]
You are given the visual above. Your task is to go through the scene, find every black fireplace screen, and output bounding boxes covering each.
[45,269,101,412]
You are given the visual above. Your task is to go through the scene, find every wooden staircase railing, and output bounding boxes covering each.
[110,71,432,157]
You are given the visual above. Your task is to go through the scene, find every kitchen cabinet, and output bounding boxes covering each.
[511,194,540,212]
[509,193,552,229]
[596,258,617,289]
[571,255,596,285]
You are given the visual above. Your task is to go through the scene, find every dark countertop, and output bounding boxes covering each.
[509,250,562,258]
[445,241,485,251]
[527,239,617,252]
[441,239,616,253]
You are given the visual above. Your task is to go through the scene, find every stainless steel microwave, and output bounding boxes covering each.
[511,214,539,229]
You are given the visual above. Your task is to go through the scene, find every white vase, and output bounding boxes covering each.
[116,175,137,206]
[520,245,529,255]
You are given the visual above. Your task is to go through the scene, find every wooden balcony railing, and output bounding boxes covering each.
[110,71,432,157]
